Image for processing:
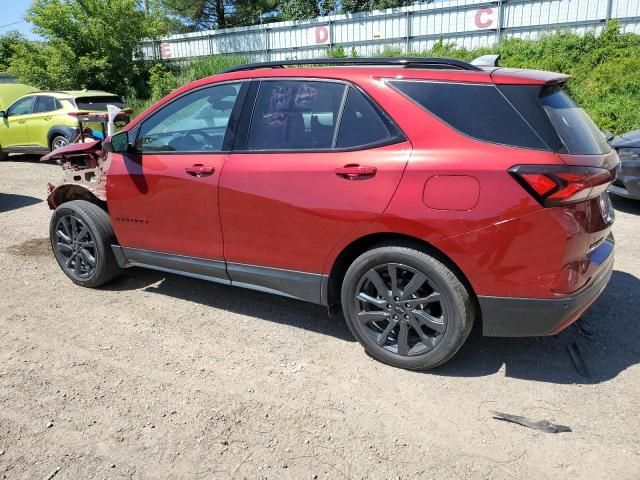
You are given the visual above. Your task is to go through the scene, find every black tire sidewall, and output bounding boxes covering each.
[341,247,471,370]
[50,201,111,288]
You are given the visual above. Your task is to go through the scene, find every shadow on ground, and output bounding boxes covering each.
[105,267,355,342]
[104,267,640,385]
[0,193,42,213]
[435,270,640,384]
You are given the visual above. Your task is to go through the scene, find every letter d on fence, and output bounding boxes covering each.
[314,26,329,44]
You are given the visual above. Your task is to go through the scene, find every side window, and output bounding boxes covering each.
[390,80,547,150]
[336,87,399,148]
[7,97,35,116]
[247,80,345,151]
[34,96,58,114]
[137,83,241,153]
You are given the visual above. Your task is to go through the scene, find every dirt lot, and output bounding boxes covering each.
[1,156,639,480]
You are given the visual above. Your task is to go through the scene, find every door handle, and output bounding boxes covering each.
[44,117,52,121]
[18,120,26,124]
[335,165,377,180]
[185,164,215,177]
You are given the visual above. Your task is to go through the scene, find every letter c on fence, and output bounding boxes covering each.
[315,26,329,44]
[474,8,494,29]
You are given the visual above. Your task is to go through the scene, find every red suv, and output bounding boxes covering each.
[46,58,617,370]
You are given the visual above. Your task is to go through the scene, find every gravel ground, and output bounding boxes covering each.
[1,156,639,480]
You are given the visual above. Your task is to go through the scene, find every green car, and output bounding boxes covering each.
[0,88,126,160]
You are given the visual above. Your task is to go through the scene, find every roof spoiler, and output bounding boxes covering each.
[471,54,501,67]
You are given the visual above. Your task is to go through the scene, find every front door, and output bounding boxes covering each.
[220,80,411,284]
[107,82,247,262]
[0,96,35,148]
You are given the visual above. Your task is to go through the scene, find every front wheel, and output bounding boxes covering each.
[341,244,475,370]
[50,200,121,288]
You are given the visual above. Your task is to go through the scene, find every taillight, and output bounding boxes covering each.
[509,165,613,207]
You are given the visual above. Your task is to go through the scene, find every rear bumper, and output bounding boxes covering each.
[479,237,614,337]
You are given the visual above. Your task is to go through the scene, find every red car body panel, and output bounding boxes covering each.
[106,152,227,260]
[220,143,411,272]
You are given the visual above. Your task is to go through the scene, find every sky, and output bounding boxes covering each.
[0,0,38,39]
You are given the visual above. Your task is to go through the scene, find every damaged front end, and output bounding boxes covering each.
[42,140,110,210]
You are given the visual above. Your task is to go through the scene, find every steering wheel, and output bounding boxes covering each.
[179,129,214,151]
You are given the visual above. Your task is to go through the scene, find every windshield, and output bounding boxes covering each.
[540,86,610,155]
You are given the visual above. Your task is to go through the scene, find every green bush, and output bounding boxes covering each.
[145,54,248,103]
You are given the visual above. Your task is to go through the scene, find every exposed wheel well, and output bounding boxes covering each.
[326,232,478,310]
[49,185,107,212]
[48,127,76,150]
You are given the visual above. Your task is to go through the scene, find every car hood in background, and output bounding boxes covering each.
[0,84,39,111]
[611,129,640,149]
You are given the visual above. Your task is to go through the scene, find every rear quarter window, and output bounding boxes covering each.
[389,80,548,150]
[539,86,610,155]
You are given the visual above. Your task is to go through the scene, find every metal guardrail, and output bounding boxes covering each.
[139,0,640,62]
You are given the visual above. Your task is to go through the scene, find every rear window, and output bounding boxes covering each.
[390,80,547,150]
[74,96,126,111]
[540,86,610,155]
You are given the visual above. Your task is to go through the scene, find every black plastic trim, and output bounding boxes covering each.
[479,240,614,337]
[223,57,482,73]
[112,246,327,305]
[227,262,325,305]
[114,246,230,283]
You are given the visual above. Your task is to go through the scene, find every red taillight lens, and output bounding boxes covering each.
[509,165,613,207]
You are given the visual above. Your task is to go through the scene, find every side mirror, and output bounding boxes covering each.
[106,131,130,153]
[602,130,614,142]
[0,111,6,118]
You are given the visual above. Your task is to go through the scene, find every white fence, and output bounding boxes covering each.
[140,0,640,62]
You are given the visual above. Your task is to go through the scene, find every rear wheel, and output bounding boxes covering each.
[341,244,474,370]
[50,135,69,151]
[50,200,121,288]
[0,150,8,161]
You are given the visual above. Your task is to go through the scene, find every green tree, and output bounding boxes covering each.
[8,0,171,96]
[280,0,335,20]
[161,0,279,30]
[0,31,29,71]
[341,0,415,14]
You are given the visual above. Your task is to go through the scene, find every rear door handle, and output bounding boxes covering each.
[335,165,377,180]
[185,164,215,177]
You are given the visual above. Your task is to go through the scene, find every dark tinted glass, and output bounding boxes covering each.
[34,96,58,113]
[75,96,126,111]
[390,80,547,150]
[336,87,395,148]
[248,80,345,150]
[540,86,610,155]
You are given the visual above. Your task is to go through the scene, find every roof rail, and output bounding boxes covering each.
[222,57,482,74]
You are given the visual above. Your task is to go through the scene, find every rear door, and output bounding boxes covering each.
[220,79,411,296]
[106,81,248,263]
[28,95,63,148]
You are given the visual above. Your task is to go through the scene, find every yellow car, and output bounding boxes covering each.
[0,88,126,160]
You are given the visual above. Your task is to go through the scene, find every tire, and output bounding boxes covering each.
[341,243,475,370]
[50,134,70,151]
[0,150,8,161]
[49,200,121,288]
